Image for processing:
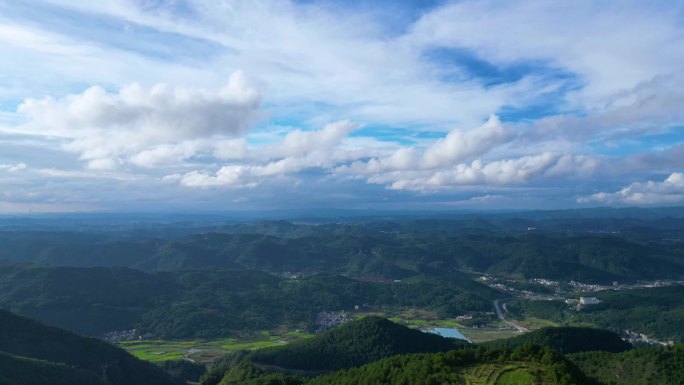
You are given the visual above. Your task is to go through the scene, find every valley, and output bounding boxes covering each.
[2,210,684,384]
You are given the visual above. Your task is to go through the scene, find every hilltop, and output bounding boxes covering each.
[482,326,632,354]
[245,316,467,371]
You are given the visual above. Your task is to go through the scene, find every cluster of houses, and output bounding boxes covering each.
[102,329,139,342]
[624,329,674,347]
[102,329,154,342]
[315,311,352,332]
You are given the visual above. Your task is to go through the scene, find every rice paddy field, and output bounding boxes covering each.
[116,330,313,364]
[118,307,529,364]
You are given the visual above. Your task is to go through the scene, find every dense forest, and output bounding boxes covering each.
[2,216,684,283]
[481,327,632,354]
[238,316,465,371]
[0,263,497,338]
[202,317,684,385]
[0,309,177,385]
[570,345,684,385]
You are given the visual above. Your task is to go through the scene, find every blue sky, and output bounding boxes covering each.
[1,0,684,213]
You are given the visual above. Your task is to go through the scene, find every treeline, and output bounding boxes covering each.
[0,263,496,338]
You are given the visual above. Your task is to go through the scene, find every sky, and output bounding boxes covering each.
[1,0,684,213]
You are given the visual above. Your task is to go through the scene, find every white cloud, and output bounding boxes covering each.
[16,71,260,169]
[338,115,514,176]
[276,120,358,157]
[579,173,684,205]
[407,1,684,108]
[167,120,363,188]
[1,1,684,210]
[0,163,27,172]
[168,165,255,188]
[368,153,600,192]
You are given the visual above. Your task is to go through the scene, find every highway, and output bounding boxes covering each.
[493,298,530,333]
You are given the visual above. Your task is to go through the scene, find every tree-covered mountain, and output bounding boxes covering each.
[0,351,109,385]
[202,318,599,385]
[482,327,632,354]
[570,345,684,385]
[0,309,177,385]
[2,218,684,283]
[0,263,497,338]
[203,345,598,385]
[244,316,467,371]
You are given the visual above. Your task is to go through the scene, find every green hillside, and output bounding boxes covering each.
[506,286,684,342]
[0,263,496,338]
[3,224,684,284]
[204,345,597,385]
[0,309,176,385]
[0,351,108,385]
[570,345,684,385]
[245,316,467,371]
[482,327,631,354]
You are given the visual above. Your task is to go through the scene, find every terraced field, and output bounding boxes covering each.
[461,363,546,385]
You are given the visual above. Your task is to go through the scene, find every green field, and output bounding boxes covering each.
[119,307,530,364]
[460,328,521,344]
[514,316,559,330]
[116,330,313,364]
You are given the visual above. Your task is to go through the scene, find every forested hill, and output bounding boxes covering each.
[244,317,466,371]
[570,345,684,385]
[0,263,496,338]
[2,220,684,283]
[0,309,177,385]
[482,326,632,354]
[0,351,109,385]
[203,344,598,385]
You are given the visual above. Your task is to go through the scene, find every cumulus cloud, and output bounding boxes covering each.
[369,153,600,191]
[579,173,684,205]
[276,120,359,157]
[166,120,364,188]
[17,71,260,169]
[167,115,602,192]
[339,115,512,176]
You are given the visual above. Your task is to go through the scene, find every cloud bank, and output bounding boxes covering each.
[1,0,684,211]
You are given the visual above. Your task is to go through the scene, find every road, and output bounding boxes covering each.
[493,298,529,333]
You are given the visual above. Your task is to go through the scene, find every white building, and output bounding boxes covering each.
[579,296,600,305]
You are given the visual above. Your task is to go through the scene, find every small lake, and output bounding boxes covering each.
[424,327,470,342]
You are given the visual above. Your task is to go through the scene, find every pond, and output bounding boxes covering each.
[424,327,470,342]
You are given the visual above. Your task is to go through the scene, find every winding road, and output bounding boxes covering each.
[493,298,530,333]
